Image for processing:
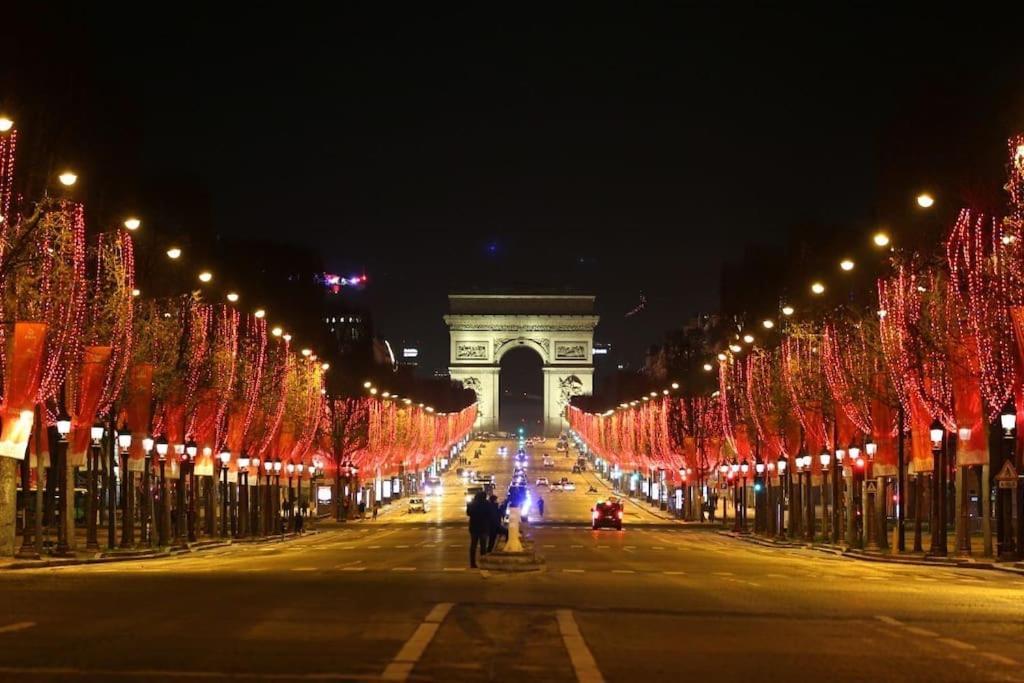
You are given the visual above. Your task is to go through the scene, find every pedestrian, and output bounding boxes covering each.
[295,508,305,534]
[467,491,490,568]
[486,494,501,552]
[372,502,378,520]
[358,500,366,519]
[537,496,544,517]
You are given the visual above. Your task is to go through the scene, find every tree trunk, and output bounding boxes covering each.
[334,469,342,521]
[0,457,18,557]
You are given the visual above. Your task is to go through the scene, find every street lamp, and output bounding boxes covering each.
[739,459,749,532]
[219,450,231,538]
[777,454,789,539]
[118,423,134,548]
[237,455,250,538]
[929,419,948,556]
[141,436,154,546]
[287,463,296,531]
[54,408,73,557]
[85,422,105,551]
[820,450,831,538]
[156,436,169,546]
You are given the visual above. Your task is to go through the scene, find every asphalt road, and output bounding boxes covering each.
[1,439,1023,682]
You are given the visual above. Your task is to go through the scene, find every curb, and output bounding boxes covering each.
[719,530,1024,575]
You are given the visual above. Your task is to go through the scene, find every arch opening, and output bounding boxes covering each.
[498,345,543,435]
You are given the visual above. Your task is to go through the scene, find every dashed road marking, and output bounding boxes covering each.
[611,569,634,574]
[290,567,316,572]
[563,569,585,573]
[381,602,454,681]
[904,626,939,637]
[937,638,976,651]
[339,567,366,572]
[0,622,36,634]
[392,567,417,572]
[443,567,466,572]
[979,652,1019,666]
[663,571,686,575]
[712,571,734,577]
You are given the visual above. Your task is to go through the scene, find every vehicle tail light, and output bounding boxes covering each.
[592,510,599,519]
[616,510,623,519]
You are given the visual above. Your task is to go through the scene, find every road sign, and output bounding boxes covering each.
[994,460,1018,485]
[865,480,878,493]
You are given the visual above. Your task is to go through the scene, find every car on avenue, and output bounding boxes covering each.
[592,498,623,530]
[408,497,430,514]
[535,477,550,487]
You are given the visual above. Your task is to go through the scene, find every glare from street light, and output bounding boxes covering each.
[840,259,854,271]
[166,247,182,259]
[916,193,935,208]
[873,232,890,247]
[226,292,239,302]
[58,171,78,186]
[781,305,794,316]
[123,217,141,231]
[811,282,826,295]
[198,271,213,283]
[131,288,141,297]
[254,309,266,318]
[0,117,13,132]
[282,334,292,342]
[762,319,775,329]
[321,362,330,370]
[743,334,754,343]
[301,348,312,357]
[703,363,713,372]
[271,326,283,337]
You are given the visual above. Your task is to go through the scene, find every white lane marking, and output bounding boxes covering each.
[392,567,417,572]
[0,622,35,634]
[339,567,366,572]
[543,544,556,548]
[448,544,463,548]
[764,573,788,579]
[556,609,605,683]
[596,545,609,549]
[380,601,451,682]
[368,545,381,549]
[611,569,634,574]
[291,567,316,572]
[395,544,409,549]
[712,572,734,577]
[563,569,585,573]
[443,567,466,572]
[937,638,976,651]
[663,571,686,575]
[571,544,583,549]
[979,652,1019,666]
[0,665,412,679]
[904,626,939,637]
[875,616,903,626]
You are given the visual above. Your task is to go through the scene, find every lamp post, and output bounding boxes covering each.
[865,437,884,550]
[251,457,261,537]
[54,410,73,557]
[219,450,230,538]
[849,442,863,548]
[287,462,296,531]
[739,459,749,532]
[118,424,133,548]
[930,419,948,557]
[835,446,846,543]
[754,461,765,534]
[273,460,283,535]
[185,440,198,542]
[263,460,273,535]
[107,418,120,550]
[156,436,169,546]
[237,455,250,538]
[718,462,729,527]
[174,443,186,545]
[141,436,154,546]
[819,450,831,541]
[86,423,104,551]
[297,462,306,525]
[730,459,740,532]
[778,455,789,539]
[998,401,1016,558]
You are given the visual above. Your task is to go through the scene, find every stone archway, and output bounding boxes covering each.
[444,294,599,437]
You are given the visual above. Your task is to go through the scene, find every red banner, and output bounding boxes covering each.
[0,322,48,460]
[122,363,154,467]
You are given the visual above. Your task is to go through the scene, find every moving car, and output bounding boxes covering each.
[408,497,430,514]
[498,446,508,457]
[592,499,623,530]
[423,476,443,497]
[543,456,554,468]
[535,477,550,487]
[561,480,577,492]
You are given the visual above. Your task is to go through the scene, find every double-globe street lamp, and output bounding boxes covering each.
[155,436,169,546]
[86,422,105,552]
[219,450,231,538]
[117,424,133,549]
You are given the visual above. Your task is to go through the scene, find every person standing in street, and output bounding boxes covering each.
[467,491,490,568]
[537,496,544,518]
[486,494,501,552]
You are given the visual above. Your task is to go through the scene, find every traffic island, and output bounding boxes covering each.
[479,508,545,572]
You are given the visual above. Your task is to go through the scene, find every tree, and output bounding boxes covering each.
[324,398,368,521]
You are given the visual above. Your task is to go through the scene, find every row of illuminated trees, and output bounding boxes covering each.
[569,133,1024,559]
[0,116,476,556]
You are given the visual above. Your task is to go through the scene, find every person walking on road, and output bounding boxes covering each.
[537,496,544,518]
[467,491,490,568]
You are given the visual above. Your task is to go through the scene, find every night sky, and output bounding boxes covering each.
[3,5,1024,376]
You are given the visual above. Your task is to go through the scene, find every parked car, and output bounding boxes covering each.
[535,477,550,487]
[408,497,430,513]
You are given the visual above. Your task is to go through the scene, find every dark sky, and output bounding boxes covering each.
[3,5,1024,375]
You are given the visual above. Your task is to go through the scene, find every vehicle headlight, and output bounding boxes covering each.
[465,495,473,503]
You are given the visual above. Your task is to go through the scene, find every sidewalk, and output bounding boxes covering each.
[717,528,1024,576]
[0,529,319,571]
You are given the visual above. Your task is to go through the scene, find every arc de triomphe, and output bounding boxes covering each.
[444,294,599,437]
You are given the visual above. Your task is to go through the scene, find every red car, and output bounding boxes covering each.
[592,499,623,530]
